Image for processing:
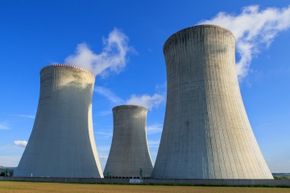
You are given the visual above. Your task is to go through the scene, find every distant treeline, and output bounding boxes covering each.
[273,173,290,180]
[0,167,14,177]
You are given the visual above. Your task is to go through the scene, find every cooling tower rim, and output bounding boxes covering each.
[40,64,95,77]
[113,104,148,111]
[163,24,235,53]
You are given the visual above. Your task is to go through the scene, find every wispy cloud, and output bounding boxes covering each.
[0,122,9,130]
[148,140,160,148]
[65,28,130,76]
[11,114,35,119]
[126,94,164,110]
[13,140,27,148]
[155,82,167,94]
[94,86,124,104]
[200,5,290,79]
[147,123,163,135]
[95,131,112,138]
[94,86,165,110]
[95,110,112,117]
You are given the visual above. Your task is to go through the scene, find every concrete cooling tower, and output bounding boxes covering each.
[15,64,103,178]
[104,105,153,178]
[152,25,273,179]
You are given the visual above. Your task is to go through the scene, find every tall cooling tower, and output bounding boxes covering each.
[152,25,273,179]
[104,105,153,178]
[15,64,103,178]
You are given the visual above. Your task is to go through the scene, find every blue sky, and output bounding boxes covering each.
[0,0,290,173]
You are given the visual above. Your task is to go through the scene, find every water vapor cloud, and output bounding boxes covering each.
[200,5,290,79]
[65,28,130,76]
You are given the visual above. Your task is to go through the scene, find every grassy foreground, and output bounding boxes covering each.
[0,181,290,193]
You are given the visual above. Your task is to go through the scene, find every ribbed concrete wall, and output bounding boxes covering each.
[152,25,273,179]
[104,105,153,177]
[14,65,103,178]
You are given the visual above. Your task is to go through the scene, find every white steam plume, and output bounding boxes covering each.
[126,94,164,110]
[94,86,164,110]
[14,140,27,148]
[200,5,290,79]
[65,28,129,76]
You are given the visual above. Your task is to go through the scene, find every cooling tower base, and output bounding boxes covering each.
[1,177,289,187]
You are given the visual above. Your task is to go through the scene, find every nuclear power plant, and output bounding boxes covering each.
[12,25,276,184]
[14,65,103,178]
[152,25,273,179]
[104,105,153,178]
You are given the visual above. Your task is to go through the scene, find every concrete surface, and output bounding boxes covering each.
[14,64,103,178]
[152,25,273,179]
[104,105,153,177]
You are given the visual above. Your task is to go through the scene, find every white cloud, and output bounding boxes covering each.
[200,5,290,79]
[65,28,130,76]
[11,114,35,119]
[155,82,167,94]
[148,140,160,148]
[126,94,164,110]
[94,86,124,104]
[94,86,164,110]
[0,122,9,130]
[147,123,163,135]
[96,110,112,117]
[95,131,112,138]
[13,140,27,148]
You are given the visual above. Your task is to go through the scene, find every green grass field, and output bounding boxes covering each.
[0,181,290,193]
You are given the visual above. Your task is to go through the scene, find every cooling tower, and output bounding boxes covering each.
[104,105,153,178]
[15,64,103,178]
[152,25,273,179]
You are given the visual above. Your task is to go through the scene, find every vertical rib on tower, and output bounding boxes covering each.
[104,105,153,178]
[15,65,103,178]
[152,25,273,179]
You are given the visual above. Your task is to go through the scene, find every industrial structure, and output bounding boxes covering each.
[152,25,273,179]
[104,105,153,178]
[14,65,103,178]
